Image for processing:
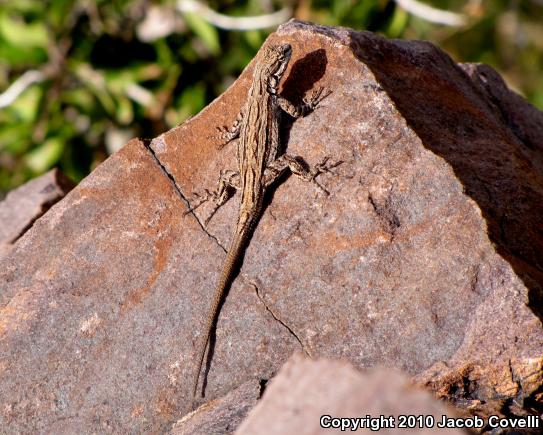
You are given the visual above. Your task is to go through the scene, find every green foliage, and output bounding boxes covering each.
[0,0,542,193]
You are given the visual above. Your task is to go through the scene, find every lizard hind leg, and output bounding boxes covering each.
[185,169,241,225]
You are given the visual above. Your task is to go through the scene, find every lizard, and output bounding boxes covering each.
[187,42,338,410]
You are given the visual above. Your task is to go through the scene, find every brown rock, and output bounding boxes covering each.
[171,380,260,435]
[236,355,467,435]
[0,139,294,432]
[1,20,542,432]
[0,168,74,257]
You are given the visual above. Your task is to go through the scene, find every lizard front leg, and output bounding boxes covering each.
[214,110,244,149]
[186,170,241,224]
[264,155,341,195]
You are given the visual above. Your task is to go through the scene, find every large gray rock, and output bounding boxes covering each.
[1,20,542,432]
[236,355,467,435]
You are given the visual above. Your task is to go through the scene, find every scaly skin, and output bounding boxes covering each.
[189,43,335,410]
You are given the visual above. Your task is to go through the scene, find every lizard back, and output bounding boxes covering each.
[190,43,294,408]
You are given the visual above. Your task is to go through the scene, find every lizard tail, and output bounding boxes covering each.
[190,216,253,409]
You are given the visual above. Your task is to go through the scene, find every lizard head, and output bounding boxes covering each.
[263,43,292,95]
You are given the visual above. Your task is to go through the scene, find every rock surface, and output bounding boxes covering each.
[0,168,74,258]
[1,20,542,432]
[171,380,261,435]
[236,354,466,435]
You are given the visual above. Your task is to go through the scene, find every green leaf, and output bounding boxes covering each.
[46,0,76,30]
[0,123,31,153]
[532,90,543,110]
[0,38,47,65]
[73,62,117,115]
[25,137,64,172]
[387,8,409,38]
[243,30,263,50]
[0,12,50,48]
[166,82,206,126]
[3,0,45,15]
[115,95,134,125]
[183,12,220,55]
[8,84,43,122]
[62,88,96,113]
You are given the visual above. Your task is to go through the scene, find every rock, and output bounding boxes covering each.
[0,168,74,258]
[1,20,542,432]
[0,139,296,432]
[171,380,261,435]
[236,354,467,435]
